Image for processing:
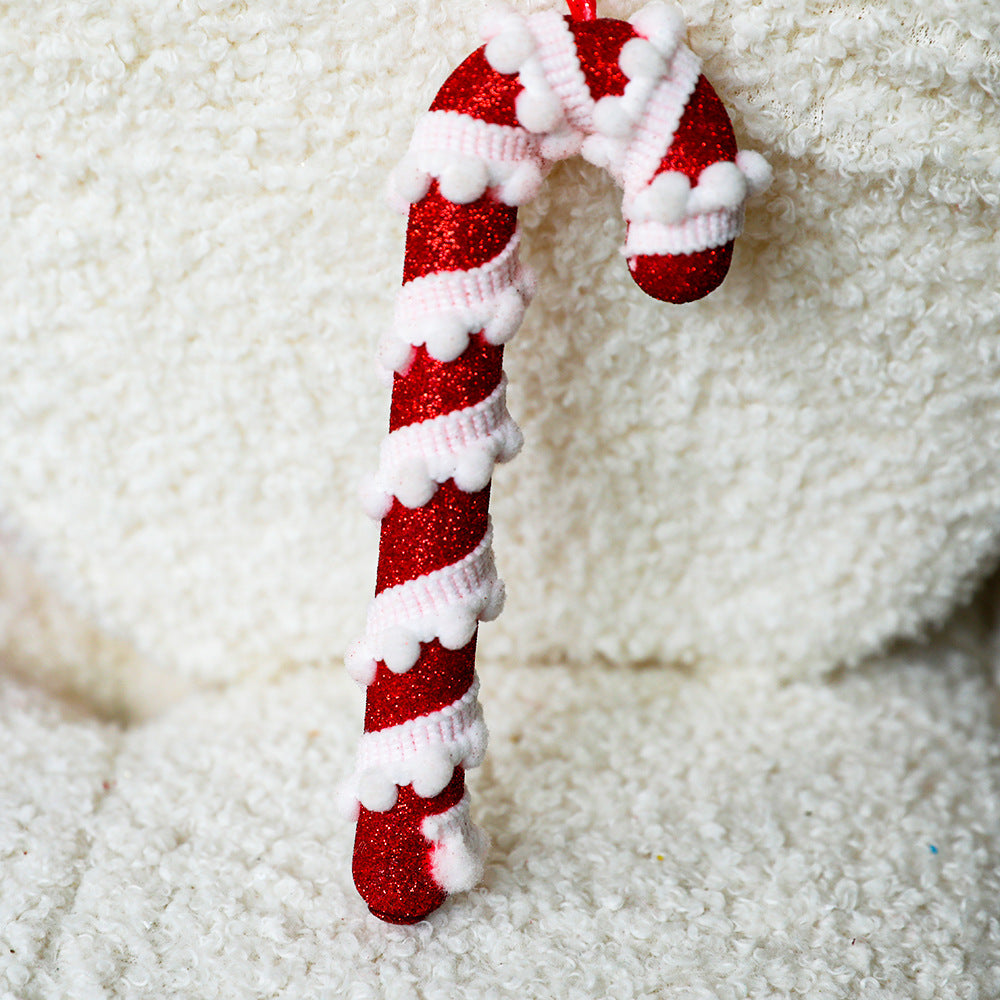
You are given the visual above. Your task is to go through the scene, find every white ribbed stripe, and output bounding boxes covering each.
[343,679,488,812]
[365,374,523,514]
[621,43,702,200]
[396,230,524,326]
[527,9,595,135]
[412,111,536,166]
[368,524,499,637]
[422,791,490,894]
[624,206,744,256]
[343,523,505,685]
[382,229,536,370]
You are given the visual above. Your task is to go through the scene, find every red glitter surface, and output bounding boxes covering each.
[364,639,477,732]
[629,75,738,303]
[403,185,517,282]
[352,769,467,923]
[376,480,491,592]
[570,18,635,99]
[389,339,504,431]
[430,47,521,127]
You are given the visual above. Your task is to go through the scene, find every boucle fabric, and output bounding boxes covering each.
[2,0,999,693]
[2,612,998,998]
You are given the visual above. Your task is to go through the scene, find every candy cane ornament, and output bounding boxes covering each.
[343,0,770,924]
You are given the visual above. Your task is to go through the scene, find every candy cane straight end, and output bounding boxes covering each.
[347,0,770,923]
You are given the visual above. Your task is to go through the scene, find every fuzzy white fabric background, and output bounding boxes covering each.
[0,0,998,996]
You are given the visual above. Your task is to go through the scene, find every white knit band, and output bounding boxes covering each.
[362,374,524,517]
[345,523,505,685]
[621,43,702,200]
[381,229,537,372]
[624,206,744,256]
[346,678,488,812]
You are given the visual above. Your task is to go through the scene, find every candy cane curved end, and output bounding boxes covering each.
[348,1,770,923]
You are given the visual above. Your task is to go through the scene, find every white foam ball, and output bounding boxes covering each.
[593,96,634,139]
[390,158,431,205]
[480,2,516,41]
[737,149,773,195]
[358,771,398,813]
[481,578,506,622]
[392,458,436,509]
[376,331,414,375]
[410,752,456,799]
[359,474,393,521]
[344,640,378,686]
[429,825,489,893]
[463,717,489,768]
[453,447,495,493]
[496,420,524,463]
[538,127,584,161]
[438,613,478,651]
[484,21,535,74]
[629,170,690,223]
[497,161,543,206]
[515,86,563,134]
[438,158,490,204]
[692,160,747,213]
[619,38,666,81]
[630,1,685,57]
[336,782,361,821]
[483,288,525,346]
[422,315,471,362]
[382,627,421,673]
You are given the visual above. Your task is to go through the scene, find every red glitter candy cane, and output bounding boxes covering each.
[343,0,770,923]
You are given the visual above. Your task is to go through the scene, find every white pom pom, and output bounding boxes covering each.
[496,160,543,206]
[358,771,398,813]
[438,158,490,204]
[619,38,666,81]
[377,331,415,375]
[453,447,495,493]
[359,473,393,521]
[628,170,690,223]
[390,157,431,205]
[391,458,436,509]
[336,782,361,821]
[480,2,515,41]
[538,128,584,161]
[427,823,489,893]
[630,2,685,57]
[580,135,612,169]
[411,752,456,799]
[517,263,538,301]
[592,96,634,139]
[481,578,506,622]
[438,613,478,651]
[463,717,489,768]
[736,149,773,195]
[484,21,535,74]
[345,640,378,686]
[420,315,471,362]
[515,86,563,134]
[482,288,526,346]
[496,420,524,463]
[382,627,421,673]
[689,160,747,214]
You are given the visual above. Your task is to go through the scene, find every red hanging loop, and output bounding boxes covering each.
[565,0,597,20]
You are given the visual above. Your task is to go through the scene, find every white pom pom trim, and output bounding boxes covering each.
[342,681,489,815]
[423,792,490,894]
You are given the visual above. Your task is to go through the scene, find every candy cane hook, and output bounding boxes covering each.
[343,0,770,923]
